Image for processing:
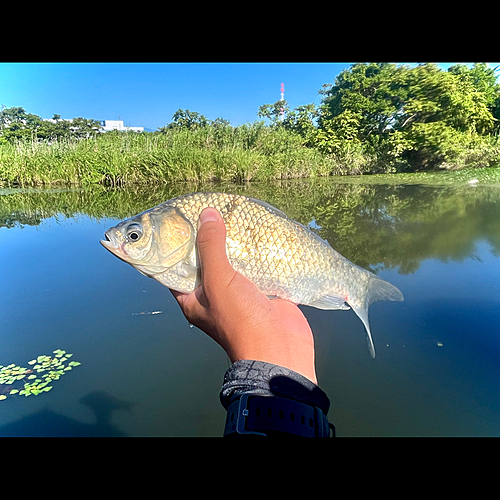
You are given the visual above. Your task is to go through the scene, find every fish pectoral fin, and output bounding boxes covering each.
[177,262,198,280]
[308,294,350,311]
[154,262,199,290]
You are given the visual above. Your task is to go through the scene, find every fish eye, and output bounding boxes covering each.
[126,223,143,242]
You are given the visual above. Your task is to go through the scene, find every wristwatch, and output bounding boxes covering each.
[223,393,335,437]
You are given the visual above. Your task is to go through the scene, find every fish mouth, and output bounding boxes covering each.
[100,230,123,255]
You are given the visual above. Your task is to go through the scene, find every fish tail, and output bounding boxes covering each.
[350,274,404,358]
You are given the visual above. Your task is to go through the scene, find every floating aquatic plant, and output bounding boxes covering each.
[0,350,81,401]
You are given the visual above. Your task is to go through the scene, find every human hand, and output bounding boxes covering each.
[171,207,318,384]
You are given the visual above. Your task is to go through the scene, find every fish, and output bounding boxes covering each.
[101,192,403,358]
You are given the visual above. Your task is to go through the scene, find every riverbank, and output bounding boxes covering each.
[1,127,499,187]
[0,128,343,187]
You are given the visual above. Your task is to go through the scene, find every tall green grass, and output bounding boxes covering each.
[0,125,344,187]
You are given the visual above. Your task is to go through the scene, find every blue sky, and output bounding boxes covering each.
[1,62,497,132]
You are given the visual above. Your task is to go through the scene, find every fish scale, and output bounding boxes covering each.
[101,192,403,358]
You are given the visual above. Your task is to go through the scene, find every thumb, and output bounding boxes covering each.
[196,207,235,290]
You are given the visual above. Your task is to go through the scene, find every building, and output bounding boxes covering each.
[41,118,144,133]
[100,120,144,132]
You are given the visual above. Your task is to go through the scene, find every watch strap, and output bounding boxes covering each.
[223,394,334,437]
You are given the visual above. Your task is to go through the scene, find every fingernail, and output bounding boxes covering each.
[199,207,220,225]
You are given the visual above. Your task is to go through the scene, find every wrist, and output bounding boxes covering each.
[220,360,329,414]
[220,360,333,437]
[225,336,317,384]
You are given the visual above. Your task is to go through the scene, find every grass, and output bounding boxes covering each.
[0,125,343,187]
[2,125,499,187]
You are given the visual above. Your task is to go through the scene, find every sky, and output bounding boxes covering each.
[1,62,497,132]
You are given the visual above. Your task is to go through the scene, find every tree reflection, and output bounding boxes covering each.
[2,178,500,274]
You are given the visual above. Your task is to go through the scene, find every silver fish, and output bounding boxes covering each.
[101,192,403,357]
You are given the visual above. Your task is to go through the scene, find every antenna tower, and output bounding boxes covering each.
[280,82,285,121]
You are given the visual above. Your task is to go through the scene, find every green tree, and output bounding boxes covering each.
[257,100,290,126]
[448,63,500,134]
[0,107,42,142]
[70,117,102,139]
[37,118,71,141]
[398,63,494,134]
[317,63,499,171]
[396,63,496,168]
[0,107,102,143]
[320,63,408,141]
[211,117,231,128]
[314,108,363,156]
[159,109,210,132]
[448,63,499,108]
[0,106,29,126]
[282,103,318,145]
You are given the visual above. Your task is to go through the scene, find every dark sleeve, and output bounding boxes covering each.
[220,360,331,417]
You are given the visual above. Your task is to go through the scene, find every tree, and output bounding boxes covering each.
[211,117,231,128]
[398,63,495,135]
[319,63,409,141]
[69,117,102,139]
[396,64,496,168]
[0,107,29,127]
[159,109,210,132]
[0,107,42,142]
[0,107,102,143]
[257,100,290,126]
[317,63,499,170]
[448,63,499,108]
[448,63,500,134]
[37,119,71,141]
[282,103,319,145]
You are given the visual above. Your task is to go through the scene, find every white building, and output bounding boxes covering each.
[100,120,144,132]
[41,118,144,133]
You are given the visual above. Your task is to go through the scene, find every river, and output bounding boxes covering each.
[1,171,500,436]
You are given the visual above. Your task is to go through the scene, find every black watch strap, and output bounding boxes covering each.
[223,394,335,437]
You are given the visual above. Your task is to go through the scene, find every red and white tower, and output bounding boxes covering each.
[280,82,285,121]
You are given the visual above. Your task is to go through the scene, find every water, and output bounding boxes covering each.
[1,174,500,436]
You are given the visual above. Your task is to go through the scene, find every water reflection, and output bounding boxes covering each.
[2,176,500,436]
[2,178,500,273]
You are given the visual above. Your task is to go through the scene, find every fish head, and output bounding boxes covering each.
[100,207,195,279]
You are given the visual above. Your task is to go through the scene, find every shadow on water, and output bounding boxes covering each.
[0,391,134,437]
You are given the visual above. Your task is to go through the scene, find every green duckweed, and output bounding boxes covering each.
[0,350,81,401]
